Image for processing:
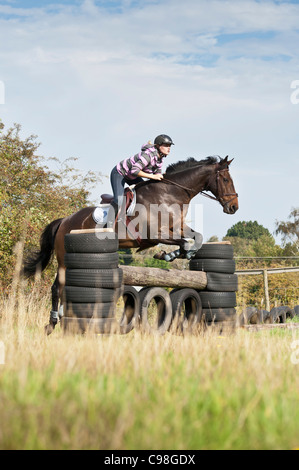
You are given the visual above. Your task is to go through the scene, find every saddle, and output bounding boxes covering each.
[100,187,135,213]
[99,187,141,243]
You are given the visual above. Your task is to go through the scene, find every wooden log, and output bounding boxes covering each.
[120,265,207,289]
[241,323,299,332]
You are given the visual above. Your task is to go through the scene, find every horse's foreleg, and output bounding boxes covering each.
[152,237,186,262]
[156,225,203,262]
[180,225,203,259]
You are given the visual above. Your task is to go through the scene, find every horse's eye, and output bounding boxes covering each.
[223,178,229,183]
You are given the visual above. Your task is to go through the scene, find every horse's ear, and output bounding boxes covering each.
[223,156,234,165]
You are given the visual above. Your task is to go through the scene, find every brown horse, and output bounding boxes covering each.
[23,155,238,332]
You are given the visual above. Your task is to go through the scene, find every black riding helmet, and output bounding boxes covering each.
[154,134,175,146]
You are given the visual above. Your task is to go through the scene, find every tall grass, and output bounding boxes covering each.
[0,244,298,450]
[1,280,299,450]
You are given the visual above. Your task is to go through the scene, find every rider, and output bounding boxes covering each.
[108,134,174,226]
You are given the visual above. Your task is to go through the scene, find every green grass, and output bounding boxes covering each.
[1,291,299,450]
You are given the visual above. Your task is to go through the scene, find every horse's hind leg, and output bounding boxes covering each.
[45,273,60,335]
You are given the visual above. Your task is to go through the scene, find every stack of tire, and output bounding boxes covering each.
[189,243,238,329]
[61,230,123,334]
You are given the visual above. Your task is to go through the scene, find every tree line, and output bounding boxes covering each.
[0,121,103,291]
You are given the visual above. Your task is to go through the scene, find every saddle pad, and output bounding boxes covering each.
[92,204,110,225]
[93,188,136,225]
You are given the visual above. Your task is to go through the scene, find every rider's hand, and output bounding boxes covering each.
[151,174,164,181]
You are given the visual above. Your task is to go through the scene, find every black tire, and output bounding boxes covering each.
[238,307,259,325]
[190,259,236,274]
[270,307,285,324]
[199,291,237,309]
[193,244,234,260]
[64,232,119,254]
[64,285,123,303]
[260,310,271,324]
[65,268,123,288]
[277,306,295,321]
[239,307,257,326]
[115,286,140,334]
[138,287,173,335]
[64,302,115,319]
[206,272,238,292]
[270,306,295,324]
[202,308,236,322]
[170,288,202,334]
[62,317,116,334]
[64,252,119,269]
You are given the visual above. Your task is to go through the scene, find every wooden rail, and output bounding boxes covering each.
[236,266,299,311]
[242,323,299,332]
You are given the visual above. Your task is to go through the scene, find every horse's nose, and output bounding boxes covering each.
[231,204,238,214]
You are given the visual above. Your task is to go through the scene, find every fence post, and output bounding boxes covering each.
[263,269,270,311]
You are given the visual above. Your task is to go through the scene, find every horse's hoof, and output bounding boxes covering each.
[186,250,197,260]
[154,251,166,260]
[164,251,177,262]
[45,323,55,336]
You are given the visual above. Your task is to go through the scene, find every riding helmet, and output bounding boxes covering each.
[154,134,175,146]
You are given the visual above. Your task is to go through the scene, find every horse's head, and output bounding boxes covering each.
[210,156,239,214]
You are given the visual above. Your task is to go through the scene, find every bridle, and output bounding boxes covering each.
[163,167,238,207]
[200,168,238,207]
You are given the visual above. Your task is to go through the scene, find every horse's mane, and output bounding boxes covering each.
[165,156,220,174]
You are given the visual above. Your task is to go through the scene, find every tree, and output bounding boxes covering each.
[224,221,281,258]
[206,235,219,243]
[0,122,103,289]
[275,208,299,254]
[225,221,272,240]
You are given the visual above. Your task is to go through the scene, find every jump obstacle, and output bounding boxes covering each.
[61,229,297,335]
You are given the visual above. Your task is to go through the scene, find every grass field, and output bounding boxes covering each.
[1,285,299,450]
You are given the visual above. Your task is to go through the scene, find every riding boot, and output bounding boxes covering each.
[107,201,119,228]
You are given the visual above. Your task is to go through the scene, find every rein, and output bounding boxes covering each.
[162,177,195,196]
[163,168,238,206]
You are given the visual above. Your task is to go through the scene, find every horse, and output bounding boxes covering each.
[23,155,238,334]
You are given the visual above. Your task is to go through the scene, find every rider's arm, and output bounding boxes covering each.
[137,170,164,180]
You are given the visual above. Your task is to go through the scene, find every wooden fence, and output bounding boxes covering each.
[235,266,299,311]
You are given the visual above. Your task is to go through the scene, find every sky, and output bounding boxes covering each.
[0,0,299,243]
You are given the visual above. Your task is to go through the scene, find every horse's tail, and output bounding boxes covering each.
[23,217,64,278]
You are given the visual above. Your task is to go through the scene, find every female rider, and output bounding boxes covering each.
[108,134,174,225]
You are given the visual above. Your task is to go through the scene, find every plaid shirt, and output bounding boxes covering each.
[117,143,165,180]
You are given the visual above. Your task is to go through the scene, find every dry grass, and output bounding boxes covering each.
[0,245,299,450]
[1,278,299,450]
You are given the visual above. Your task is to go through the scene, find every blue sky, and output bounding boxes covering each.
[0,0,299,243]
